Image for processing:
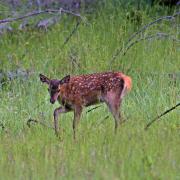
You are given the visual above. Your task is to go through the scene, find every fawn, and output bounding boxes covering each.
[39,72,132,139]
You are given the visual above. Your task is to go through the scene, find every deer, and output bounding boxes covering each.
[39,72,132,139]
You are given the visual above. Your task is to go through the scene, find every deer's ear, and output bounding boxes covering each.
[39,74,50,85]
[60,75,70,84]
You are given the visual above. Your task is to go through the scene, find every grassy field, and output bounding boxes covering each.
[0,2,180,179]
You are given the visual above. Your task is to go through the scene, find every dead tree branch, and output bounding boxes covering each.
[124,11,180,47]
[122,33,179,56]
[109,11,180,64]
[0,8,83,24]
[145,102,180,130]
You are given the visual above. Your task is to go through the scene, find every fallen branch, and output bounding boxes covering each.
[0,8,83,24]
[145,102,180,130]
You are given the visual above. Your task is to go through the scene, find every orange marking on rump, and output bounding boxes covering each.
[117,73,132,91]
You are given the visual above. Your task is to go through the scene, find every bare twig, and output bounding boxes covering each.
[124,11,180,47]
[62,20,81,48]
[27,118,54,130]
[0,8,83,24]
[145,102,180,130]
[94,115,129,129]
[96,115,109,126]
[70,56,82,70]
[122,33,179,56]
[86,105,102,113]
[109,11,180,64]
[88,115,109,129]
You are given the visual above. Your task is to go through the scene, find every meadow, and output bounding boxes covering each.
[0,2,180,179]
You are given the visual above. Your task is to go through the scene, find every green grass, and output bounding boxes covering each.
[0,3,180,179]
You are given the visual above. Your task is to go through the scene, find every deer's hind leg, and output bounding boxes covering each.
[73,105,83,140]
[104,91,122,133]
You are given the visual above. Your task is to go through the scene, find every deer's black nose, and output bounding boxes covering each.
[50,99,55,104]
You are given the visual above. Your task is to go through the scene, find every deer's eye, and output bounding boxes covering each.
[52,86,58,90]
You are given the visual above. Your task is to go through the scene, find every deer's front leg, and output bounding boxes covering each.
[54,106,70,136]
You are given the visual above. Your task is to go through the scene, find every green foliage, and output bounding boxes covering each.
[0,3,179,179]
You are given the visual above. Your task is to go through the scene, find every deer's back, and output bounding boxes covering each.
[58,72,128,107]
[71,72,125,93]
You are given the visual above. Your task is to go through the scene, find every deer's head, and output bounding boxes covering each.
[39,74,70,104]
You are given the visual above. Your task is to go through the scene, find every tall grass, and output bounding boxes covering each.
[0,3,179,179]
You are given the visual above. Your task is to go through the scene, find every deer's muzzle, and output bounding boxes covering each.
[50,97,56,104]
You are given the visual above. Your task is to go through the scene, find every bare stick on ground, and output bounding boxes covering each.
[27,118,54,130]
[86,105,102,113]
[145,102,180,130]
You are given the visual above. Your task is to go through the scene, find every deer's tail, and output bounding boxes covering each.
[122,75,132,92]
[117,73,132,98]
